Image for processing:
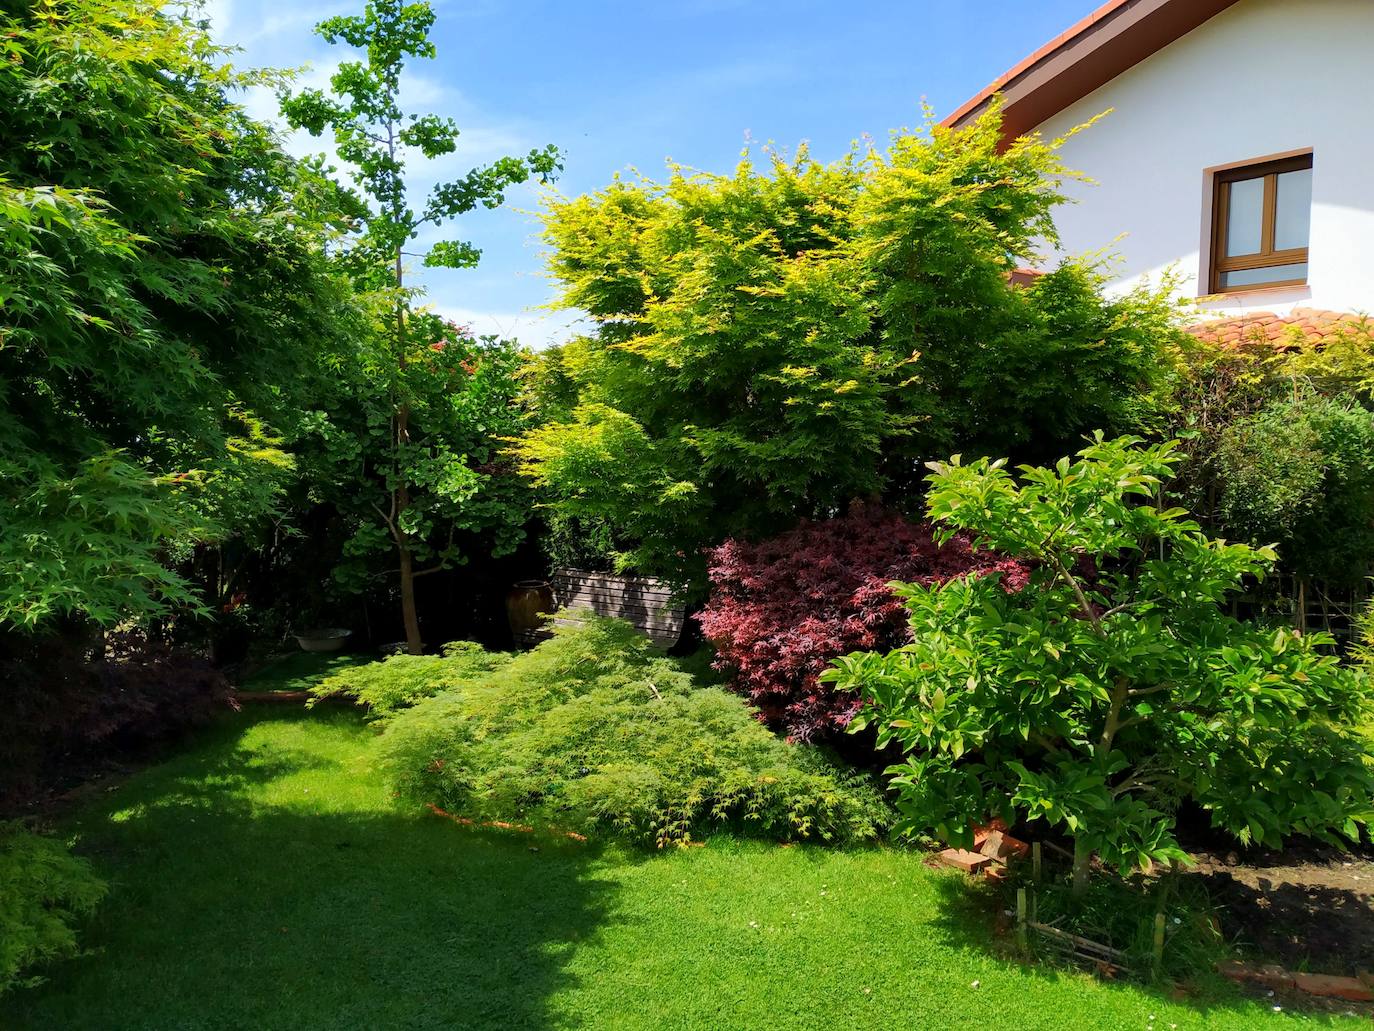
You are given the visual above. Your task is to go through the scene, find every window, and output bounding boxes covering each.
[1210,154,1312,293]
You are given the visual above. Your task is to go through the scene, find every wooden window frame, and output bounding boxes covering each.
[1209,153,1313,294]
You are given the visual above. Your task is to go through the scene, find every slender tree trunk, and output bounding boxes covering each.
[389,135,423,655]
[1051,555,1122,898]
[1072,836,1092,897]
[397,519,422,654]
[395,396,422,654]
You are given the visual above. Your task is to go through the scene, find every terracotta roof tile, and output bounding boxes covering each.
[1186,308,1373,350]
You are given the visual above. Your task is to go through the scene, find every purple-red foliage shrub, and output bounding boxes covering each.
[698,504,1029,741]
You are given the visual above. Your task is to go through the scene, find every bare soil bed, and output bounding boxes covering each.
[1187,840,1374,978]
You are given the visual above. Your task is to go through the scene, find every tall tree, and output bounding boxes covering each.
[280,0,560,653]
[516,111,1179,588]
[0,0,360,631]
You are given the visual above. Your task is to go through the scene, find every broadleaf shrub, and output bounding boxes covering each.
[309,642,514,720]
[0,825,106,995]
[376,618,891,845]
[825,436,1374,891]
[698,505,1029,740]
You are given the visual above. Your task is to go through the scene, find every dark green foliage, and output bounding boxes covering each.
[517,109,1181,581]
[0,631,233,807]
[309,641,513,720]
[1166,322,1374,595]
[296,328,535,596]
[377,619,892,845]
[1215,393,1374,584]
[0,826,106,995]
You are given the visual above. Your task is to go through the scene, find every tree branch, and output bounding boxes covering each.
[1101,601,1141,620]
[1096,676,1130,758]
[1112,772,1181,797]
[1049,552,1104,637]
[370,500,399,541]
[1127,684,1172,698]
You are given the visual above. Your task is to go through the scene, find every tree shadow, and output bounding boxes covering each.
[1194,868,1374,977]
[1,711,617,1030]
[923,871,1357,1026]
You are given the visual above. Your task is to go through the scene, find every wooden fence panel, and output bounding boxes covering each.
[514,567,686,648]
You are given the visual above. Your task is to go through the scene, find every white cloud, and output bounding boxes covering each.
[234,3,352,47]
[431,303,586,350]
[399,71,453,109]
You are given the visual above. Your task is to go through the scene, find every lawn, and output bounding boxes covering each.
[1,661,1359,1030]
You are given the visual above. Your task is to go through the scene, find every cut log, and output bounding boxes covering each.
[1292,973,1374,1002]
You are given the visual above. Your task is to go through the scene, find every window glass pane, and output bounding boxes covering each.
[1224,176,1264,256]
[1219,262,1307,288]
[1274,167,1312,250]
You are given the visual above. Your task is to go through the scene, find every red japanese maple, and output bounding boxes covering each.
[698,504,1028,741]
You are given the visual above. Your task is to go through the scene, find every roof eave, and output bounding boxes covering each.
[944,0,1243,142]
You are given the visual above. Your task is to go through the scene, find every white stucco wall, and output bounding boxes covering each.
[1033,0,1374,317]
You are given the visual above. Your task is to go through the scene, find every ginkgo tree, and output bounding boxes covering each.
[280,0,560,652]
[825,435,1374,894]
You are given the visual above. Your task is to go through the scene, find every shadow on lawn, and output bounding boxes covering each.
[924,872,1358,1026]
[2,711,616,1031]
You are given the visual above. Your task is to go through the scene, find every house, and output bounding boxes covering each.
[945,0,1374,338]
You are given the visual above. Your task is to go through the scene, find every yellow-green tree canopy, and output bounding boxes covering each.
[517,109,1185,584]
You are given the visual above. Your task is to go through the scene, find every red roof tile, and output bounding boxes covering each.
[1186,308,1373,350]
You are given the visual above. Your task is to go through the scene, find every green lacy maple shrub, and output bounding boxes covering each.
[0,825,106,996]
[376,619,891,845]
[309,642,513,720]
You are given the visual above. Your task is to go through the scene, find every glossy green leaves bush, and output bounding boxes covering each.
[826,436,1374,891]
[0,827,106,995]
[377,619,891,845]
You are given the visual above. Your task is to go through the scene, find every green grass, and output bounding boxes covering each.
[1,665,1359,1029]
[239,650,372,692]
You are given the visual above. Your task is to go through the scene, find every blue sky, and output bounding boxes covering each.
[205,0,1093,347]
